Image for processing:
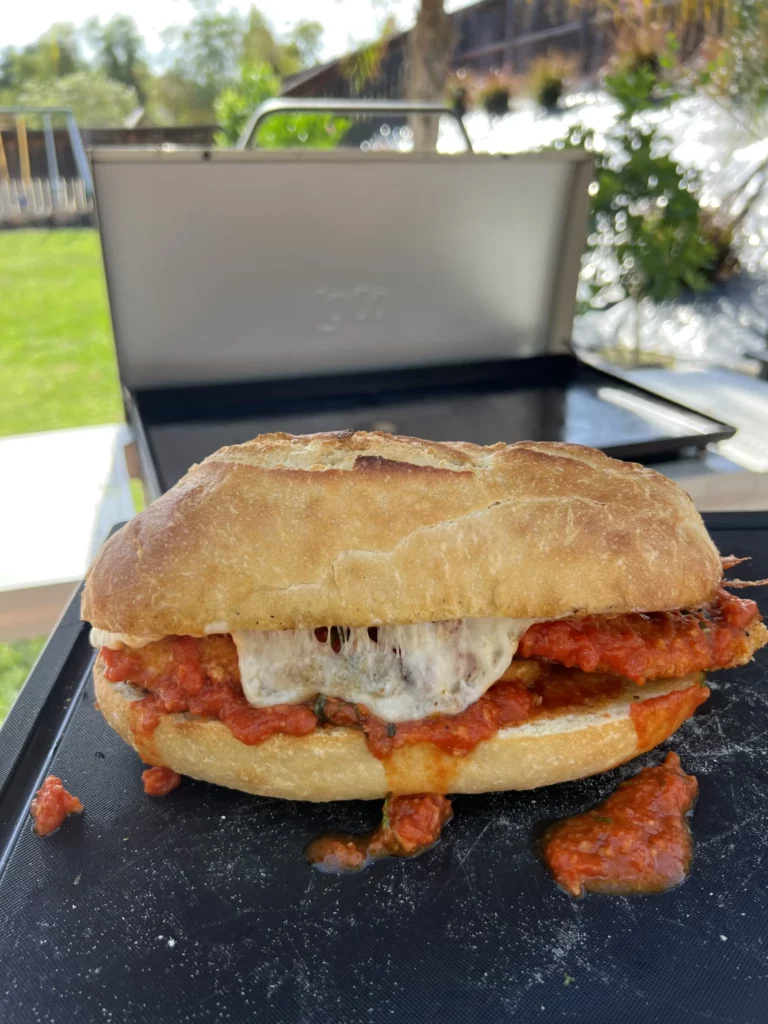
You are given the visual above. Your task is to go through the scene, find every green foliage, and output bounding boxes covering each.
[528,54,575,113]
[341,14,398,92]
[161,3,326,122]
[0,638,45,725]
[241,14,324,76]
[241,8,287,72]
[85,15,149,105]
[693,1,768,123]
[16,71,139,127]
[213,63,280,145]
[0,24,84,90]
[564,51,729,305]
[603,63,663,118]
[145,73,213,126]
[583,129,719,301]
[0,5,326,127]
[288,21,325,70]
[479,72,512,117]
[341,40,387,92]
[256,113,349,150]
[161,3,243,115]
[730,0,768,113]
[214,62,348,149]
[481,87,510,116]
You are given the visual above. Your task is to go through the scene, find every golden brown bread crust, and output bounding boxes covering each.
[82,432,722,635]
[94,661,704,801]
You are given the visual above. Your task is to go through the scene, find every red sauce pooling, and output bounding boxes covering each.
[142,766,182,796]
[630,684,710,752]
[519,589,762,684]
[30,775,84,837]
[542,751,698,897]
[305,793,453,873]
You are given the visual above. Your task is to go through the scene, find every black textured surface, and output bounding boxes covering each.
[1,517,767,1024]
[131,355,734,491]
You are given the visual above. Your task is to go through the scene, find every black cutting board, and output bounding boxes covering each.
[1,514,767,1024]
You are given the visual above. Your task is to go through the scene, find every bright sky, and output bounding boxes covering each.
[3,1,471,63]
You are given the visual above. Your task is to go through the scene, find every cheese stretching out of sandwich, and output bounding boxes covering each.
[82,432,768,802]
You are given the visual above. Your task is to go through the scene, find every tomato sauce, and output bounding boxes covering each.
[630,684,710,752]
[101,641,535,759]
[102,640,317,746]
[519,589,762,684]
[317,677,535,759]
[305,793,453,873]
[542,751,698,896]
[30,776,84,837]
[100,635,713,764]
[142,766,183,796]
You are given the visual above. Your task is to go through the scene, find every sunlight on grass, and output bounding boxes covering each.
[0,638,46,725]
[0,229,122,438]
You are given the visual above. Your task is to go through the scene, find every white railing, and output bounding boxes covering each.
[0,178,92,224]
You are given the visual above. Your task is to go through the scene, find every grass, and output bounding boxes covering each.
[0,638,46,722]
[1,228,122,723]
[0,229,122,438]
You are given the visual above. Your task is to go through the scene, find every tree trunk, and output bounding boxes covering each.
[405,0,455,152]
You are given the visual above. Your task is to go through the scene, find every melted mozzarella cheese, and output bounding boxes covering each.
[89,629,162,650]
[233,618,537,723]
[89,624,228,649]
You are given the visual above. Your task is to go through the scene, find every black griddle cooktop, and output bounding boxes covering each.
[130,355,734,491]
[1,513,767,1024]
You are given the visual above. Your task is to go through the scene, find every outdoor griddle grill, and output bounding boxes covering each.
[2,148,767,1024]
[87,148,734,495]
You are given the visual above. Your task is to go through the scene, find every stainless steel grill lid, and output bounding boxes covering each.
[90,148,592,389]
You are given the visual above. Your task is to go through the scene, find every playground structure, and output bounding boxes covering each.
[0,107,93,226]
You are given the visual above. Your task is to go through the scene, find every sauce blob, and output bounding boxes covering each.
[30,776,84,837]
[542,751,697,897]
[306,793,453,873]
[142,766,183,796]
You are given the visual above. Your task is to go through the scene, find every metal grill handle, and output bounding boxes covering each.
[235,97,473,153]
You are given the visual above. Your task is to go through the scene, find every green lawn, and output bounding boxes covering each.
[0,229,122,437]
[0,638,46,721]
[1,229,122,723]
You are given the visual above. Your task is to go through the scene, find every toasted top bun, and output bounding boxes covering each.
[82,432,721,635]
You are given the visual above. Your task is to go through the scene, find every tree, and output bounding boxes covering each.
[146,73,214,126]
[85,15,149,104]
[286,21,324,70]
[240,9,324,76]
[241,7,283,72]
[161,0,244,117]
[405,0,455,151]
[0,23,83,90]
[17,71,138,127]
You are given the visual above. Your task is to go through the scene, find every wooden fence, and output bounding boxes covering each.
[0,177,92,226]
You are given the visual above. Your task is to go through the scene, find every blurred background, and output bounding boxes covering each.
[1,0,767,722]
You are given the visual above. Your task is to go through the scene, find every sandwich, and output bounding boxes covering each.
[82,432,767,806]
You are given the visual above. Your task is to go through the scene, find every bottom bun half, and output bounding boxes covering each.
[94,662,706,802]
